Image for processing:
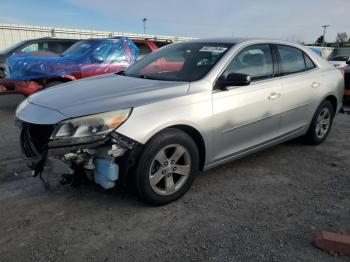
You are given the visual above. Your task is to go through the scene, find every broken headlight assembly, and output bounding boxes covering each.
[49,108,132,147]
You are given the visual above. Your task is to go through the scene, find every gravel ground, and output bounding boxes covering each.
[0,95,349,262]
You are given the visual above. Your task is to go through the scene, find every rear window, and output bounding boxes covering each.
[328,56,349,62]
[48,41,76,54]
[304,53,316,71]
[277,45,316,75]
[155,42,171,48]
[277,45,305,75]
[134,42,152,57]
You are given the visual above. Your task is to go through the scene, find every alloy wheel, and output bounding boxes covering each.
[315,108,331,139]
[149,144,191,196]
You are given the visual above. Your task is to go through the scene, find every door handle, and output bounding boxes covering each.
[268,92,281,100]
[311,82,320,88]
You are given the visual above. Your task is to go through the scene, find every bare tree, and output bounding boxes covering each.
[336,32,348,43]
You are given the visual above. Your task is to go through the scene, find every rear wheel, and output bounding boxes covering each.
[303,100,334,145]
[135,129,199,205]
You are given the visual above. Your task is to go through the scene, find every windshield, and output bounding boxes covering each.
[0,40,26,55]
[328,56,349,62]
[124,42,233,81]
[62,40,97,57]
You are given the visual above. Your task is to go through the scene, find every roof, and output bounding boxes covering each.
[187,37,251,44]
[33,37,79,41]
[185,37,304,46]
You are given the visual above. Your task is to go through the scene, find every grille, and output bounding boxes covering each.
[20,123,54,158]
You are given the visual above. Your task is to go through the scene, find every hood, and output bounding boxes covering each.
[28,73,189,119]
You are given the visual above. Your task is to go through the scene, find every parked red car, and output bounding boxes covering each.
[0,38,160,96]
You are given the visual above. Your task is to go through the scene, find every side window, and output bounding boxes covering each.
[40,42,49,51]
[223,44,273,82]
[20,43,39,53]
[48,41,66,54]
[304,53,316,71]
[134,43,152,57]
[277,45,305,75]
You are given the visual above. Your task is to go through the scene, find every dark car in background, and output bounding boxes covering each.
[343,62,350,105]
[328,55,350,68]
[0,37,78,77]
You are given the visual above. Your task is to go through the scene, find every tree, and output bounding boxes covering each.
[315,35,324,45]
[336,32,348,42]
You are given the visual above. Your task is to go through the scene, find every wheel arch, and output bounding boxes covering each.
[324,95,338,115]
[140,124,207,171]
[168,124,206,171]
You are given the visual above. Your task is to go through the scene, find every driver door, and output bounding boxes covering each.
[212,44,283,162]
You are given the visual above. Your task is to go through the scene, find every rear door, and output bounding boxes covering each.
[274,44,320,135]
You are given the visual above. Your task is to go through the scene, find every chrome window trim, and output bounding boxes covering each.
[212,42,320,91]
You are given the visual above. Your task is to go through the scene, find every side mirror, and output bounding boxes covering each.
[217,73,251,89]
[346,59,350,65]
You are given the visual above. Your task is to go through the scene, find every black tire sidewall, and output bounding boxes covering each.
[135,128,199,205]
[305,100,334,145]
[45,81,64,88]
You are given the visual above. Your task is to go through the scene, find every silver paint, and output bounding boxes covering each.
[16,38,344,170]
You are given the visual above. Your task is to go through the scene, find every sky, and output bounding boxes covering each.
[1,0,350,43]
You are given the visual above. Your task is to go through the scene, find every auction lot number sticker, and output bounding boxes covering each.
[200,46,228,53]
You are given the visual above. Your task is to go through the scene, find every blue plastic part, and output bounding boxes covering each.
[93,158,119,190]
[309,47,322,57]
[5,37,139,80]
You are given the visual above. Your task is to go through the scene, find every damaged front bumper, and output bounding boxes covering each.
[18,120,141,189]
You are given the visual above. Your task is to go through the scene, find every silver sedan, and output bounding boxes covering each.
[16,38,344,205]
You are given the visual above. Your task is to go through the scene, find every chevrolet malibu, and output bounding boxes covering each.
[16,38,344,205]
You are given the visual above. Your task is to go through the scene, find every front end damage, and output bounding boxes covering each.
[18,121,141,189]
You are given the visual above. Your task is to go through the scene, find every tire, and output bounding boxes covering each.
[303,100,334,145]
[45,81,64,88]
[135,128,199,205]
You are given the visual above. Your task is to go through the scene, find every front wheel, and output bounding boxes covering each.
[303,100,334,145]
[135,129,199,205]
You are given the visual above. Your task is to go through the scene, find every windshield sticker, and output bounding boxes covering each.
[200,46,228,53]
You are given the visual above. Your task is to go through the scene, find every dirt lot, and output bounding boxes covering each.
[0,95,349,262]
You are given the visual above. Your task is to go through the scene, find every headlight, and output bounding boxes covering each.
[49,108,131,147]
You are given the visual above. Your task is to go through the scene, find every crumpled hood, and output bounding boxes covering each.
[28,73,189,119]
